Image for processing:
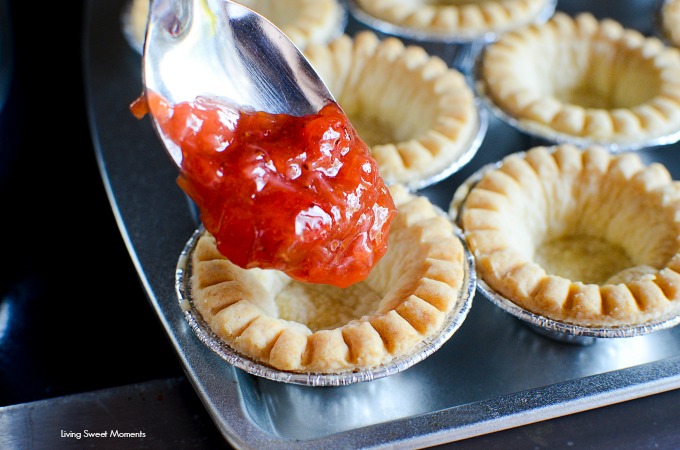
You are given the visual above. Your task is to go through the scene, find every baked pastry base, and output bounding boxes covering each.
[477,12,680,151]
[304,31,484,190]
[182,185,474,384]
[452,144,680,330]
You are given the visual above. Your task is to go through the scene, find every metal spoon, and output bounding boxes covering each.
[141,0,334,166]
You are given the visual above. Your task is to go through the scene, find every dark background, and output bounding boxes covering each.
[0,0,183,407]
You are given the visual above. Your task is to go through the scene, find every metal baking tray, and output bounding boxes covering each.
[83,0,680,447]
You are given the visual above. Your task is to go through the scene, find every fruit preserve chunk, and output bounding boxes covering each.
[137,92,396,288]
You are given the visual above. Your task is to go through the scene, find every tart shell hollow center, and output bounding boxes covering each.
[276,282,382,332]
[276,219,429,331]
[534,235,633,285]
[348,114,400,148]
[272,215,437,328]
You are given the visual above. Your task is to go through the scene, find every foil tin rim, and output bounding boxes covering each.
[175,225,477,386]
[478,278,680,340]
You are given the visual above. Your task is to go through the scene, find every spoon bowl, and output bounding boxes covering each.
[142,0,334,166]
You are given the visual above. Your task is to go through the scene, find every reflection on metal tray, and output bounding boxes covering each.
[84,0,680,447]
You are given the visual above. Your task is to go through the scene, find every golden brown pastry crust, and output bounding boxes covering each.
[191,184,468,374]
[304,31,479,189]
[353,0,551,37]
[454,144,680,327]
[125,0,345,52]
[478,12,680,147]
[238,0,346,50]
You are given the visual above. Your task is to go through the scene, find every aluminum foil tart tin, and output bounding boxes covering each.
[345,0,557,73]
[477,277,680,345]
[471,49,680,153]
[450,158,680,345]
[175,226,477,387]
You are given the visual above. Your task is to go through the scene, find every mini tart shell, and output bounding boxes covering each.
[453,144,680,328]
[191,185,469,374]
[303,31,480,189]
[352,0,550,38]
[477,12,680,147]
[237,0,346,50]
[661,0,680,49]
[124,0,346,52]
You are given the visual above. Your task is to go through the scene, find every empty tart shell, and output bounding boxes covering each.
[477,12,680,150]
[351,0,552,39]
[660,0,680,49]
[122,0,346,53]
[187,185,473,379]
[237,0,346,50]
[303,31,484,190]
[452,144,680,328]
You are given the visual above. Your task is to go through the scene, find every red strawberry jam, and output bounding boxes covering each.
[131,92,396,287]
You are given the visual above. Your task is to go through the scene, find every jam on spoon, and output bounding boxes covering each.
[131,91,396,288]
